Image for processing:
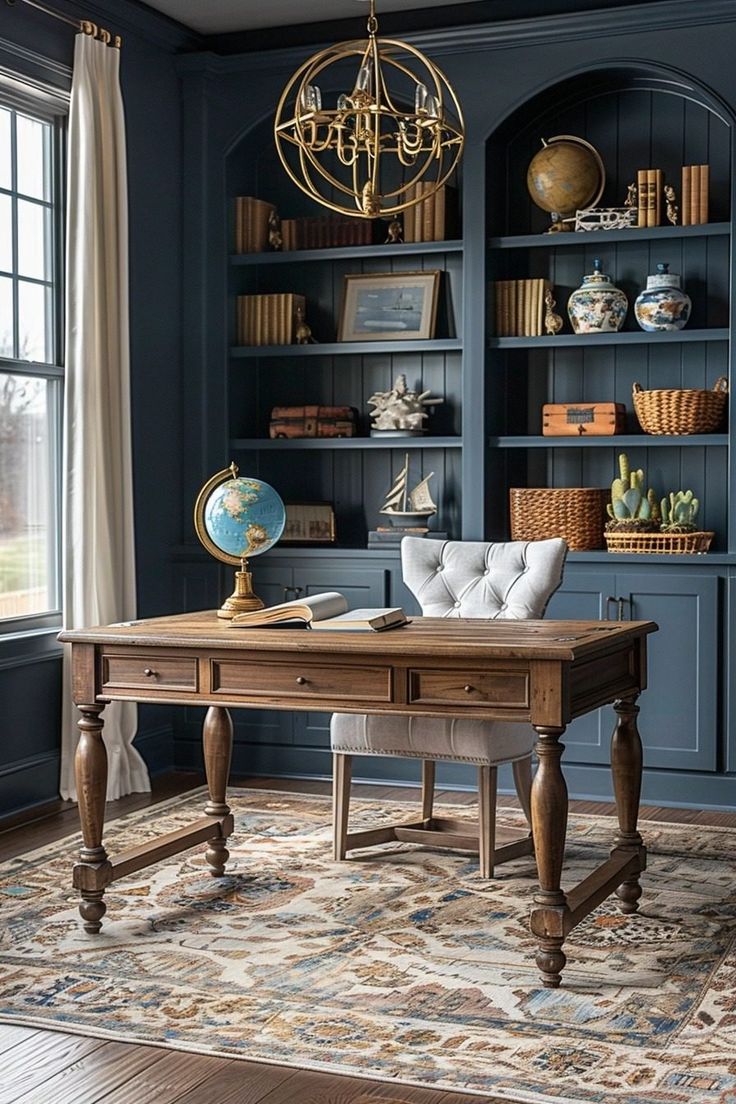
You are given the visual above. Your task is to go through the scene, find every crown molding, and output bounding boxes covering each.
[178,0,736,75]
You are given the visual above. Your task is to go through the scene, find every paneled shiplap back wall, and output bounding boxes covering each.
[225,113,464,546]
[485,70,732,547]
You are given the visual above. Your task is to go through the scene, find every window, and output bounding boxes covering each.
[0,92,64,630]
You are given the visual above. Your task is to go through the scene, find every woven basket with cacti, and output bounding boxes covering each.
[632,377,728,435]
[605,530,714,554]
[509,487,608,550]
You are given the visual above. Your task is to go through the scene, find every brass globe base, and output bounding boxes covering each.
[217,566,265,620]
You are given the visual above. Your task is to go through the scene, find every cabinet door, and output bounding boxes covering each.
[295,567,390,749]
[619,572,718,772]
[546,572,617,764]
[250,563,295,609]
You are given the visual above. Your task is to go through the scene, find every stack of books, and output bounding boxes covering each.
[636,169,663,227]
[402,183,457,242]
[681,165,710,225]
[280,216,374,250]
[234,197,275,253]
[367,528,448,548]
[493,278,550,337]
[236,293,306,346]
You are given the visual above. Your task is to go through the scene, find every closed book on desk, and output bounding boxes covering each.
[229,591,407,631]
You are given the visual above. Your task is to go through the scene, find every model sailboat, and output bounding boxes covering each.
[379,453,437,527]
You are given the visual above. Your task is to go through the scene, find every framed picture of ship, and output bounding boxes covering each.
[338,271,440,342]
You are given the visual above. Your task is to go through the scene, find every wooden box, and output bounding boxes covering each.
[269,405,358,439]
[542,402,626,437]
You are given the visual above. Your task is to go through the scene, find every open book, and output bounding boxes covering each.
[229,591,408,632]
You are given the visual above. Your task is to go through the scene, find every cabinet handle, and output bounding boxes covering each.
[296,676,307,686]
[617,597,625,621]
[605,596,617,620]
[283,586,304,600]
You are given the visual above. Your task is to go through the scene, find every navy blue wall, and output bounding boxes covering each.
[0,0,194,814]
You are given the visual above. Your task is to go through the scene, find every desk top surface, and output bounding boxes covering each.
[60,611,657,662]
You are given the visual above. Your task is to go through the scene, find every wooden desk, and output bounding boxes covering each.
[60,612,656,988]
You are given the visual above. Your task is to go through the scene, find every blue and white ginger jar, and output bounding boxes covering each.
[634,263,691,332]
[567,259,628,334]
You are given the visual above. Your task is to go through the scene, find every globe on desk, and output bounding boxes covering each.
[193,463,285,619]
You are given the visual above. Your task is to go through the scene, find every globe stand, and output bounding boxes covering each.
[217,559,264,620]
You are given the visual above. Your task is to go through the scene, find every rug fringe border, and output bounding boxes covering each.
[0,1010,583,1104]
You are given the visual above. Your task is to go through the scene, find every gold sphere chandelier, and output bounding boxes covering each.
[273,0,465,219]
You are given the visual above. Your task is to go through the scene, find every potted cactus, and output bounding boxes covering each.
[660,490,699,533]
[605,454,660,534]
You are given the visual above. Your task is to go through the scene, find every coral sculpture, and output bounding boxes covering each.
[661,490,699,533]
[606,453,660,533]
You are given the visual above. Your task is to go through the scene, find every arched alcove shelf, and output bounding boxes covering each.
[484,64,733,553]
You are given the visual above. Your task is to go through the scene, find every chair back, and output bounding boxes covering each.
[401,538,567,620]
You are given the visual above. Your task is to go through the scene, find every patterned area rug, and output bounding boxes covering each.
[1,788,736,1104]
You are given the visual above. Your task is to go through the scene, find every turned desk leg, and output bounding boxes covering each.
[611,696,646,914]
[203,706,233,876]
[530,725,569,988]
[73,703,110,934]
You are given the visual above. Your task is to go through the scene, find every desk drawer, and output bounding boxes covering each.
[212,659,391,702]
[408,668,529,708]
[102,653,198,692]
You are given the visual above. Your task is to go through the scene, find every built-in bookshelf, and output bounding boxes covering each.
[484,67,733,554]
[225,116,464,548]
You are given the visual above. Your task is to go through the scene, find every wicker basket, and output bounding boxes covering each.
[509,487,608,551]
[633,377,728,435]
[604,530,714,555]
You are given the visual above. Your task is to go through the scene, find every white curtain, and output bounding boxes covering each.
[60,32,150,802]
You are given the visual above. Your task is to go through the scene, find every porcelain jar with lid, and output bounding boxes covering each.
[567,259,628,334]
[634,262,691,331]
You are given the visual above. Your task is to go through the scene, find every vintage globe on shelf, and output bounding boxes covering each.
[194,463,285,619]
[526,135,605,230]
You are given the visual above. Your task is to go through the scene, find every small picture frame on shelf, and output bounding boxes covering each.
[337,271,440,342]
[282,502,336,544]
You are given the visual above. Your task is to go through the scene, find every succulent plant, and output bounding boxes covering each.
[661,490,699,533]
[606,453,659,532]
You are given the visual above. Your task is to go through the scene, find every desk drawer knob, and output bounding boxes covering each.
[143,668,158,678]
[296,676,307,686]
[464,684,473,693]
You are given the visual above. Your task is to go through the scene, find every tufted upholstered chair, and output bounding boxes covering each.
[331,537,567,877]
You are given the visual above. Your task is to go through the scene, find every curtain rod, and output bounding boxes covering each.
[5,0,122,46]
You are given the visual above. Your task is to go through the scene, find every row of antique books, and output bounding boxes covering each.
[402,183,458,243]
[493,278,551,337]
[681,165,710,225]
[236,293,306,346]
[635,165,709,226]
[281,216,373,250]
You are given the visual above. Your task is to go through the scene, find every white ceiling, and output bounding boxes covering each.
[140,0,486,35]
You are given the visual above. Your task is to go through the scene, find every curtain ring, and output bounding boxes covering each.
[99,28,111,44]
[80,19,97,36]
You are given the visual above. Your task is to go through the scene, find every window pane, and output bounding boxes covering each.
[0,108,10,191]
[17,198,49,280]
[18,280,52,362]
[0,276,12,356]
[16,112,50,201]
[0,374,57,618]
[0,192,11,273]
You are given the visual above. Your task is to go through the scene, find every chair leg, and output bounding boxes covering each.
[512,755,533,830]
[478,764,497,878]
[421,759,436,824]
[333,753,352,861]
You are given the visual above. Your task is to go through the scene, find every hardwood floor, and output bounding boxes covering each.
[1,772,734,1104]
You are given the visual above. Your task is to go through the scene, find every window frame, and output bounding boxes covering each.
[0,79,67,638]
